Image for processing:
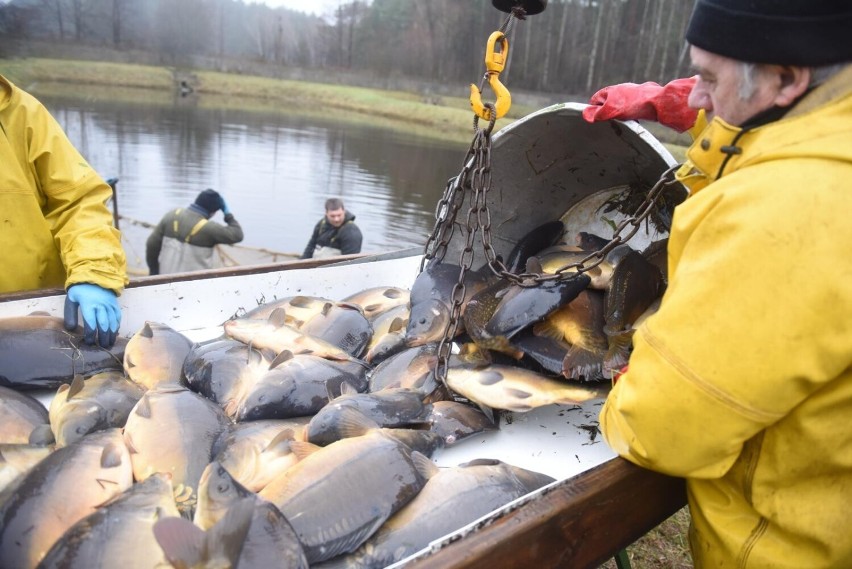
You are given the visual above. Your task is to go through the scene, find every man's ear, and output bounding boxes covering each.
[774,66,811,107]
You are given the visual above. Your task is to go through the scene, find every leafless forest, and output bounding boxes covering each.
[1,0,696,96]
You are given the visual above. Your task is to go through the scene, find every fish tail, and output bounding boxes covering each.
[603,331,634,373]
[562,346,605,382]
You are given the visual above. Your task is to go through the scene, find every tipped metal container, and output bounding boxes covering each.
[442,102,686,271]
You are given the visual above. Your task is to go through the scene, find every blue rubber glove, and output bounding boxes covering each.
[64,284,121,348]
[219,195,232,216]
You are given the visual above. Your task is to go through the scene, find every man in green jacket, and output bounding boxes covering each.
[146,189,244,275]
[0,74,127,348]
[584,1,852,567]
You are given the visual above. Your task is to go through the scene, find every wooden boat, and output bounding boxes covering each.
[0,104,687,567]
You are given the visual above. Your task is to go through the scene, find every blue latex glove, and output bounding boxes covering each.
[219,195,232,216]
[64,284,121,348]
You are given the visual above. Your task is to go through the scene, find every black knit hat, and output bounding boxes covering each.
[686,0,852,66]
[195,189,221,214]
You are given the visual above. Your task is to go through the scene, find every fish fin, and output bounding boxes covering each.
[124,432,138,454]
[289,440,323,461]
[337,380,359,398]
[320,302,334,316]
[318,516,385,562]
[67,374,86,399]
[289,296,314,308]
[204,498,255,567]
[363,303,382,314]
[55,382,71,400]
[411,450,440,480]
[562,346,605,382]
[476,403,497,425]
[384,288,404,299]
[603,332,634,372]
[258,348,278,363]
[388,317,406,334]
[337,407,379,439]
[532,320,563,342]
[28,424,55,446]
[525,257,544,274]
[269,349,295,369]
[268,307,289,328]
[153,516,208,569]
[222,399,239,418]
[101,442,126,468]
[134,394,153,418]
[263,429,295,456]
[141,322,155,338]
[555,384,608,405]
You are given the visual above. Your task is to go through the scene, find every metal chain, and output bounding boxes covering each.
[479,162,684,287]
[434,109,498,384]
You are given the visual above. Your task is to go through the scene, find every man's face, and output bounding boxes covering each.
[686,46,782,126]
[325,208,346,228]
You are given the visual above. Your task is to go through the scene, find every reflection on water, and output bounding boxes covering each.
[43,94,469,266]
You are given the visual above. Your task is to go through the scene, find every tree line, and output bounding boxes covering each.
[0,0,697,96]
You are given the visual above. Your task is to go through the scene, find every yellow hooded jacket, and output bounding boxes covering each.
[0,75,127,294]
[600,66,852,568]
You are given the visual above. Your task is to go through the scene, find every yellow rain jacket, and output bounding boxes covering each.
[0,75,127,294]
[601,65,852,568]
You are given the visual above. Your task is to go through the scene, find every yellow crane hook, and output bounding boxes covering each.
[470,31,512,122]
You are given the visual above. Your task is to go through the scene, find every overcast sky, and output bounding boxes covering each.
[251,0,344,16]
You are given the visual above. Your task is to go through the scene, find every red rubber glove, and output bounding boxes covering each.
[582,77,698,133]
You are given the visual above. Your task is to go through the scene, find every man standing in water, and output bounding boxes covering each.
[301,197,363,259]
[583,1,851,566]
[146,188,244,275]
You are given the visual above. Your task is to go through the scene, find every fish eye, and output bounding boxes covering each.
[217,483,230,493]
[419,317,427,324]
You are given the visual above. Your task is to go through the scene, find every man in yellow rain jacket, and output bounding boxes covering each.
[583,1,852,567]
[0,74,127,347]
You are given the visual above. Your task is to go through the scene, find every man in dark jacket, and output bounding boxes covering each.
[146,189,244,275]
[301,198,363,259]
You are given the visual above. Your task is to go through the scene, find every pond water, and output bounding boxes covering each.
[41,94,471,270]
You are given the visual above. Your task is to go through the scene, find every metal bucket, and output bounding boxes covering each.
[443,103,685,270]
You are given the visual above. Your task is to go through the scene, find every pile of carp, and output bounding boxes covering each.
[0,227,667,569]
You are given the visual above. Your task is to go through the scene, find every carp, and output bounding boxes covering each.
[193,462,310,569]
[38,473,180,569]
[0,384,53,445]
[240,294,334,328]
[212,418,310,492]
[603,249,665,372]
[259,431,430,564]
[533,289,608,382]
[123,384,231,515]
[0,429,133,568]
[342,286,410,321]
[123,321,193,389]
[224,308,366,366]
[183,339,271,418]
[237,353,367,421]
[49,372,145,447]
[0,444,53,500]
[0,314,126,390]
[425,400,498,445]
[327,458,555,569]
[446,364,605,412]
[305,387,432,446]
[300,302,373,357]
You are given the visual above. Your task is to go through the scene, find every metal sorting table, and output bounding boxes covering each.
[0,253,686,568]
